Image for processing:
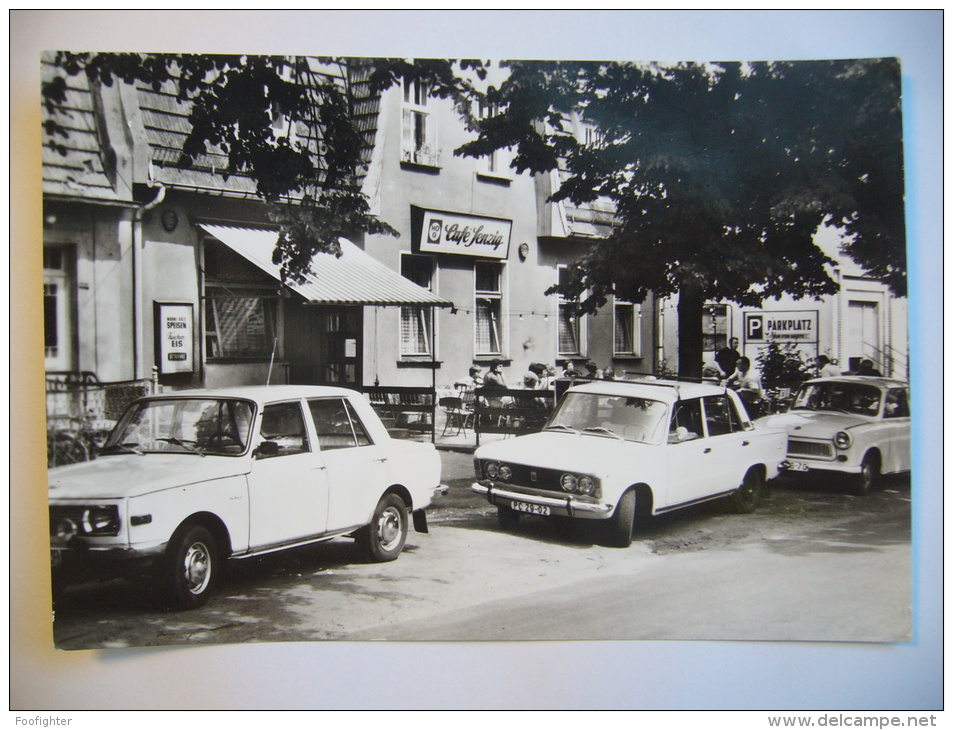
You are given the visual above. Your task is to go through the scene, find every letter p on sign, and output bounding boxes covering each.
[747,314,764,341]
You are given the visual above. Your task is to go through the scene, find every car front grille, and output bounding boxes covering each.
[787,439,834,459]
[478,460,565,494]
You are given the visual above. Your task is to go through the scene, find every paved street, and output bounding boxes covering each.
[51,447,911,649]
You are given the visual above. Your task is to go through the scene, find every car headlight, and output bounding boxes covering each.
[560,473,577,492]
[577,476,595,495]
[82,506,121,536]
[834,431,852,450]
[485,461,499,479]
[499,465,513,482]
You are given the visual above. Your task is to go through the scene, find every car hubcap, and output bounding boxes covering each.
[378,507,403,550]
[184,542,211,595]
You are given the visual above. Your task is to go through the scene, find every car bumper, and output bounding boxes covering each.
[51,540,168,579]
[780,459,861,476]
[472,481,613,519]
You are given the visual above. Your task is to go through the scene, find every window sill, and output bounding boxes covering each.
[612,354,644,360]
[400,160,441,175]
[475,172,512,186]
[474,357,512,365]
[397,359,443,369]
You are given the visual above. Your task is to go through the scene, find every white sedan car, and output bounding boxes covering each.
[49,385,446,609]
[756,376,911,495]
[472,379,787,547]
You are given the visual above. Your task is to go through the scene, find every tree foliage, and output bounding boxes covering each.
[43,55,905,378]
[453,59,905,376]
[42,53,400,283]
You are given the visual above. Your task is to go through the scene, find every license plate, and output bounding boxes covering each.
[786,461,809,472]
[511,500,550,516]
[51,550,62,567]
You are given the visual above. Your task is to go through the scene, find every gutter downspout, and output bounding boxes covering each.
[132,184,166,379]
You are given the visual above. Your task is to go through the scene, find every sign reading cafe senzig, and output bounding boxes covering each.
[419,209,512,259]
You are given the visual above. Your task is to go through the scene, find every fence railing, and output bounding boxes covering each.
[363,386,436,441]
[473,387,557,445]
[46,370,158,467]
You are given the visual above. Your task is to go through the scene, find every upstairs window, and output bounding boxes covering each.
[475,261,504,355]
[401,78,439,167]
[476,100,512,179]
[400,254,434,356]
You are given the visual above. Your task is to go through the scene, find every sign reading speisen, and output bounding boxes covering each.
[744,310,819,344]
[155,302,195,374]
[419,209,512,259]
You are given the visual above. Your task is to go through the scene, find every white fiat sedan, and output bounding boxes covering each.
[757,376,911,495]
[49,385,445,609]
[472,379,787,547]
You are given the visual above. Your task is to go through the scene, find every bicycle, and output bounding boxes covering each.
[46,413,113,467]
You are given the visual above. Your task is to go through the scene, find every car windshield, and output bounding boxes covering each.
[791,382,883,417]
[102,397,256,456]
[545,392,668,444]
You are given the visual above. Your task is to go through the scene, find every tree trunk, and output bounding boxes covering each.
[677,280,705,381]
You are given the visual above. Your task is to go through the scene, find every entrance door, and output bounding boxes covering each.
[323,309,362,386]
[847,300,880,372]
[284,305,362,385]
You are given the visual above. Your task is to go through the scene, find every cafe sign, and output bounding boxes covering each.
[419,209,512,259]
[744,310,818,344]
[155,302,195,374]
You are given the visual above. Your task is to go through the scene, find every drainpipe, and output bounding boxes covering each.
[132,184,166,379]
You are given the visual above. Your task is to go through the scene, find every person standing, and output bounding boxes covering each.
[855,358,883,377]
[727,356,765,418]
[715,337,741,379]
[817,355,841,378]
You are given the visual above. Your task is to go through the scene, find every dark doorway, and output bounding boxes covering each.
[284,305,362,386]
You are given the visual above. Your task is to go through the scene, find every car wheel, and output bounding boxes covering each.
[358,494,408,562]
[497,505,520,531]
[731,468,764,514]
[164,523,217,610]
[602,490,635,548]
[852,452,881,496]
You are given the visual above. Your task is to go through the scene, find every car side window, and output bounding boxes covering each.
[669,398,703,442]
[344,400,373,446]
[884,388,910,419]
[703,395,743,437]
[309,398,373,450]
[258,402,310,458]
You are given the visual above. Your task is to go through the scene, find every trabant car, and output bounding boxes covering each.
[756,376,911,495]
[472,379,787,547]
[49,385,446,609]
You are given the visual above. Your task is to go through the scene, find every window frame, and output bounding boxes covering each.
[613,298,642,357]
[307,397,374,451]
[43,245,74,370]
[202,238,281,362]
[401,78,439,167]
[474,260,505,357]
[257,400,311,458]
[399,252,435,358]
[475,100,513,181]
[557,265,586,358]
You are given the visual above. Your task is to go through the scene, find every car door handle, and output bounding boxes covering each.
[373,457,388,463]
[704,447,712,454]
[742,440,750,446]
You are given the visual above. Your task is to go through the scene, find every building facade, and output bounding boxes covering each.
[41,56,905,398]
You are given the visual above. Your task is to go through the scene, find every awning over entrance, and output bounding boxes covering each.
[198,223,452,307]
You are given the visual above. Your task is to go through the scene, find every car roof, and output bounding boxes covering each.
[138,384,362,404]
[801,376,908,388]
[566,377,729,403]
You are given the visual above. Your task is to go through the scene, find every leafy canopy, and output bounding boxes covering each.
[455,59,905,310]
